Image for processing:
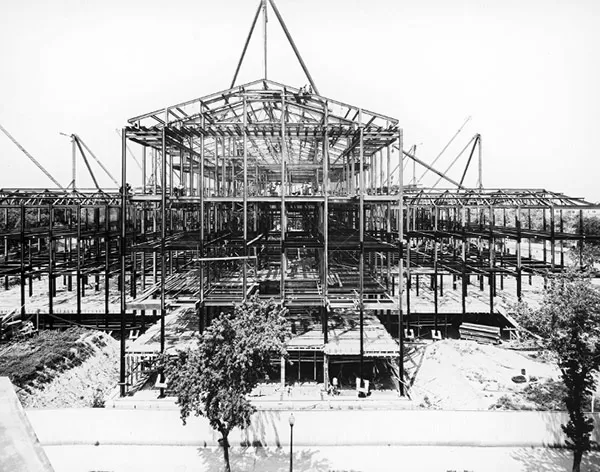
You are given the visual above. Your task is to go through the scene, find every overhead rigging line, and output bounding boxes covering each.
[231,0,263,88]
[395,145,464,189]
[0,122,65,190]
[114,129,142,170]
[73,136,101,190]
[431,134,478,189]
[230,0,320,94]
[416,116,471,184]
[267,0,320,95]
[75,134,119,187]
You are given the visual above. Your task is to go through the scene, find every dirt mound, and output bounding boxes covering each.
[0,328,119,408]
[408,339,559,410]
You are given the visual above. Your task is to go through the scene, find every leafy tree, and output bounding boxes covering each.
[572,216,600,270]
[528,272,600,472]
[163,296,289,472]
[576,215,600,239]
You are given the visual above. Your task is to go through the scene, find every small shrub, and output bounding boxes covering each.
[490,394,524,410]
[490,379,570,411]
[419,395,433,409]
[523,378,567,410]
[0,327,96,389]
[490,394,536,410]
[91,389,105,408]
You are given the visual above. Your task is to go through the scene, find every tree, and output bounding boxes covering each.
[163,296,289,472]
[534,272,600,472]
[573,215,600,270]
[575,215,600,238]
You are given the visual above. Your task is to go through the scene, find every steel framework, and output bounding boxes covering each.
[1,0,599,398]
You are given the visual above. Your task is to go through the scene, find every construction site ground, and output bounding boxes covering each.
[0,329,118,408]
[0,270,547,320]
[406,339,561,410]
[0,269,587,412]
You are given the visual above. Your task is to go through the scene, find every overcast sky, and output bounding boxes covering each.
[1,0,598,201]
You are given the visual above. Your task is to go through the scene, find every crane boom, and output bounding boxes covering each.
[74,135,119,187]
[0,123,65,190]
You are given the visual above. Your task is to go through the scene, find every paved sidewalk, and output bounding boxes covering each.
[43,445,600,472]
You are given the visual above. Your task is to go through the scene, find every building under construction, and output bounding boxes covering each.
[1,0,599,397]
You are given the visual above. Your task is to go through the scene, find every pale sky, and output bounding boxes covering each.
[1,0,599,201]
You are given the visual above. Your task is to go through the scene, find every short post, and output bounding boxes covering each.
[289,413,295,472]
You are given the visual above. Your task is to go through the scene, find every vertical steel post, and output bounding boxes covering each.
[358,110,364,384]
[398,129,405,396]
[130,206,137,299]
[170,139,174,199]
[20,203,25,316]
[550,207,556,269]
[76,204,82,322]
[200,115,205,331]
[159,117,167,396]
[323,103,329,348]
[489,205,494,315]
[386,137,391,195]
[433,235,438,331]
[579,209,584,269]
[263,0,268,80]
[412,145,416,186]
[243,97,248,298]
[142,146,146,194]
[559,209,565,268]
[153,148,157,195]
[72,135,77,189]
[48,204,54,327]
[104,206,110,327]
[477,134,482,189]
[120,129,127,397]
[280,92,286,299]
[516,206,522,300]
[405,205,411,326]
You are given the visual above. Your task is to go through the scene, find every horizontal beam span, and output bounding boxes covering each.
[192,256,257,262]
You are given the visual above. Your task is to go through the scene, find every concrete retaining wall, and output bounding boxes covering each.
[0,378,54,472]
[26,408,600,448]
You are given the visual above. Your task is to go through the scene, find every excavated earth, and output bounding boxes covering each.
[0,329,118,408]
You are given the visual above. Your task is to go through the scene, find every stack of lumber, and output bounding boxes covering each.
[459,322,501,344]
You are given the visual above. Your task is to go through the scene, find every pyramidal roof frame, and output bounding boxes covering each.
[230,0,319,94]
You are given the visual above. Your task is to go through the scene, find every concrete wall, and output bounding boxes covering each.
[26,408,600,448]
[0,378,54,472]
